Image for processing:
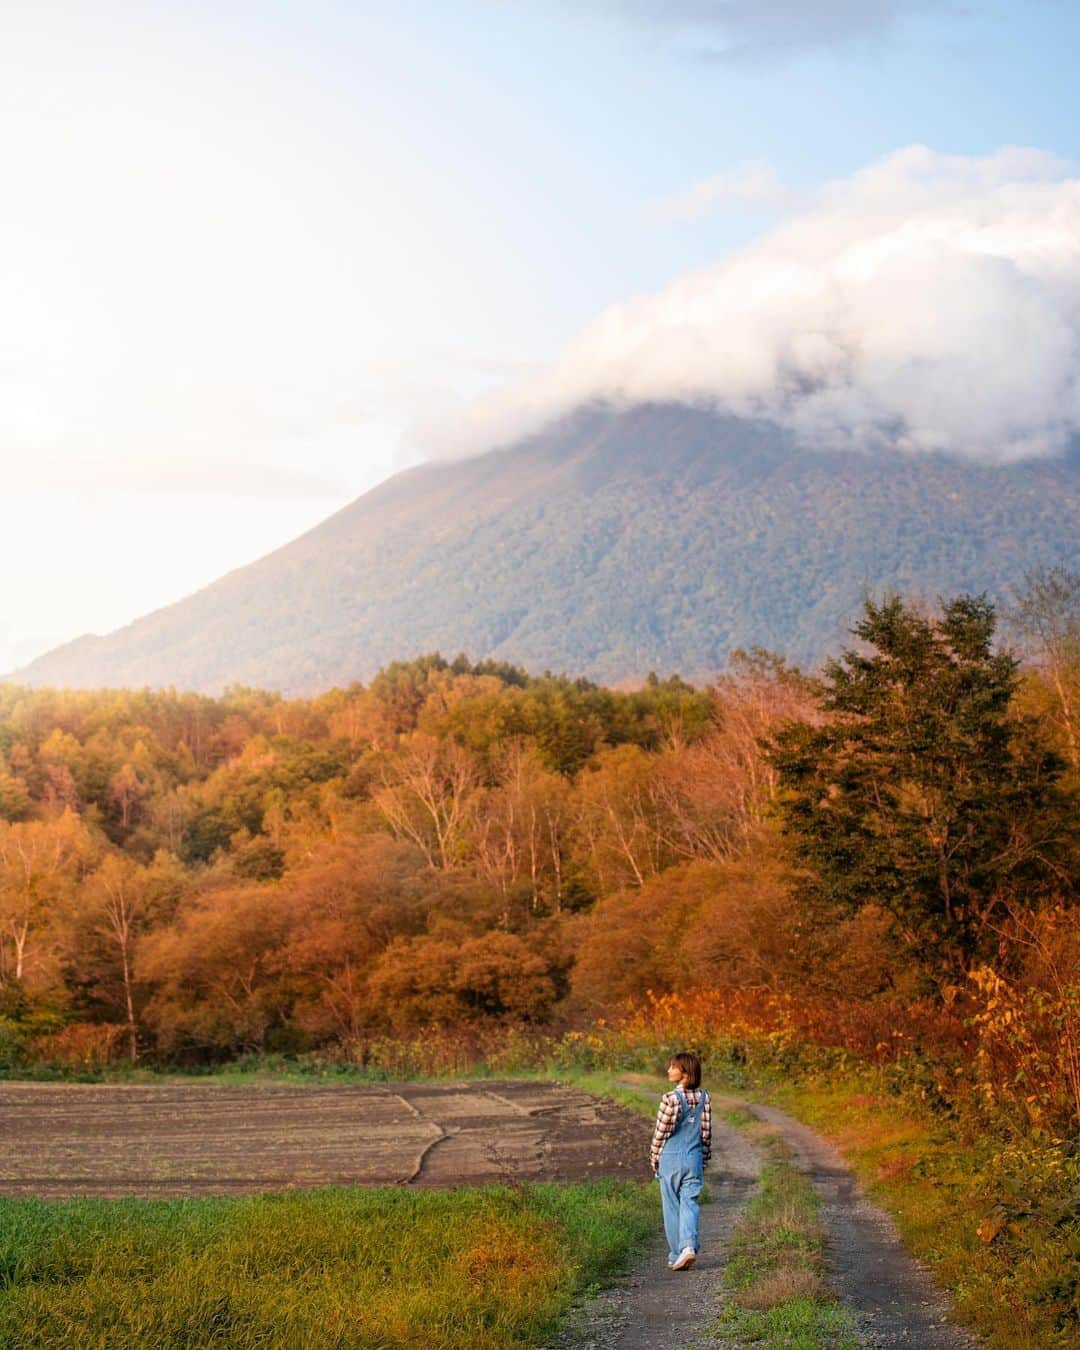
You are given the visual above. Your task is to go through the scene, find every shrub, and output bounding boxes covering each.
[27,1022,125,1070]
[0,1016,26,1069]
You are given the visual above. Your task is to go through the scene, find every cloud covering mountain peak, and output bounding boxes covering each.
[434,146,1080,463]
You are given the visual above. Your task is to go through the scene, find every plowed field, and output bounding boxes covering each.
[0,1080,650,1199]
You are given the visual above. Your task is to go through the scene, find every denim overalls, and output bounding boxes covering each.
[657,1086,708,1265]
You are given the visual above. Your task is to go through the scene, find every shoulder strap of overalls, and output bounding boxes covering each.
[675,1085,707,1117]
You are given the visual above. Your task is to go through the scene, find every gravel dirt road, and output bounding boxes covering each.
[549,1107,763,1349]
[747,1102,979,1349]
[553,1094,980,1348]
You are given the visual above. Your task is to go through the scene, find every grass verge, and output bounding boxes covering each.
[0,1054,446,1086]
[0,1179,656,1349]
[6,1055,1075,1344]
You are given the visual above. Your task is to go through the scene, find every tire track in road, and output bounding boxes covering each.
[746,1103,980,1348]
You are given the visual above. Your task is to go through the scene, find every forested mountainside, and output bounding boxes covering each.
[9,403,1079,695]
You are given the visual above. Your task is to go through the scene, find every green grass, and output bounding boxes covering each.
[0,1051,578,1087]
[0,1180,656,1348]
[714,1299,859,1349]
[8,1057,1075,1344]
[547,1068,661,1120]
[0,1054,427,1086]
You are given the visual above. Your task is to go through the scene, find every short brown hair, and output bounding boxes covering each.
[669,1051,701,1089]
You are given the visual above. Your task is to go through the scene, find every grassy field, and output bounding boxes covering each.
[0,1180,656,1348]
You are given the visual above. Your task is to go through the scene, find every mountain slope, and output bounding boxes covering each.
[9,405,1079,694]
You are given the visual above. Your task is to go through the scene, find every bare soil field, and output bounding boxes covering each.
[0,1080,651,1199]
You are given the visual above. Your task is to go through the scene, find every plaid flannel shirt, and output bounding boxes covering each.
[649,1088,711,1173]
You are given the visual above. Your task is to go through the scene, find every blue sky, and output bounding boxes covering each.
[2,1,1079,673]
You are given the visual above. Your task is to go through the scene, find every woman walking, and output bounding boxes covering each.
[649,1051,711,1270]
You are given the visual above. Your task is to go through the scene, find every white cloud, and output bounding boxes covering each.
[434,146,1080,464]
[0,486,341,677]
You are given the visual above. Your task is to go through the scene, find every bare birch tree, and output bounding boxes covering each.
[374,734,482,868]
[0,811,89,986]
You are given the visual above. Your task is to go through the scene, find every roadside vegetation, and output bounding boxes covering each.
[0,1180,655,1349]
[767,1069,1078,1350]
[557,1075,862,1349]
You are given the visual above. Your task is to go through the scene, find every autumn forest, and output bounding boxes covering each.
[1,582,1077,1137]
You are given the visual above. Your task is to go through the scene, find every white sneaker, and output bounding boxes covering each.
[671,1248,696,1270]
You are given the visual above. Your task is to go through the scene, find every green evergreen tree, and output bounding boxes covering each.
[769,594,1072,980]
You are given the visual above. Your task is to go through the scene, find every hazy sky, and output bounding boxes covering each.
[3,1,1079,674]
